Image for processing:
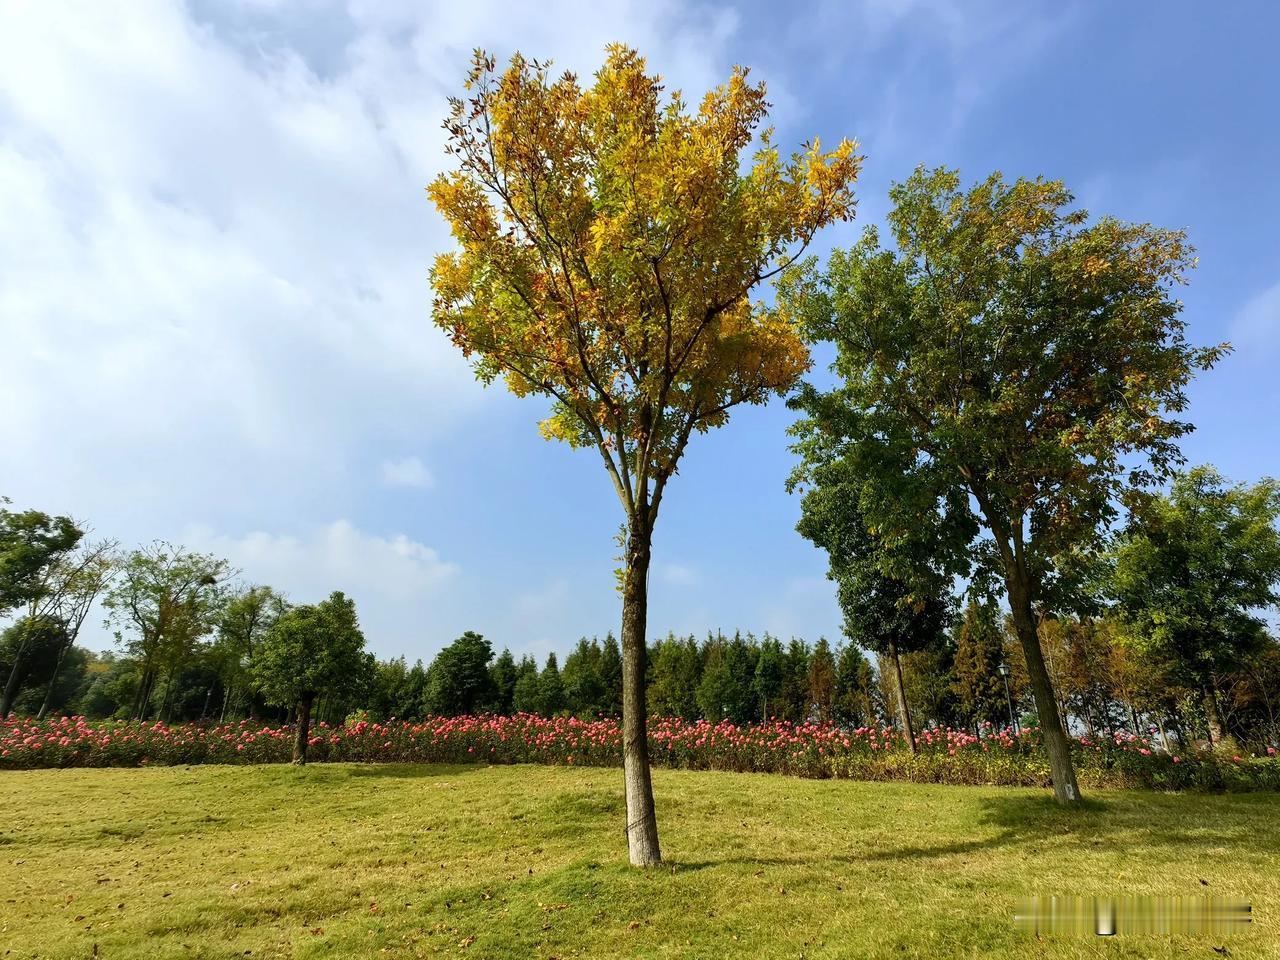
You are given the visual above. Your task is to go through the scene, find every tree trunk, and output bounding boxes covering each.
[36,641,72,720]
[1155,715,1171,753]
[1203,684,1226,747]
[1006,566,1082,805]
[621,513,661,867]
[134,665,155,720]
[293,692,314,764]
[1,655,25,717]
[888,641,917,755]
[1128,702,1140,736]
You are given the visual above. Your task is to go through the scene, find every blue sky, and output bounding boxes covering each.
[1,1,1277,663]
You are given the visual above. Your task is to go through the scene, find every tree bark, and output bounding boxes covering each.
[1,656,25,717]
[293,692,314,764]
[888,641,917,755]
[36,641,72,720]
[1006,564,1081,805]
[1202,684,1226,748]
[621,513,661,867]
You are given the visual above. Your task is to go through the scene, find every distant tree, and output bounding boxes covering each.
[1111,467,1280,746]
[22,537,115,719]
[951,599,1009,730]
[253,591,370,763]
[562,639,606,716]
[599,634,623,717]
[214,585,287,720]
[778,639,812,721]
[369,657,428,721]
[0,501,83,617]
[782,167,1224,803]
[539,653,566,716]
[429,46,859,866]
[648,634,701,720]
[0,617,66,714]
[422,631,497,716]
[808,638,837,722]
[753,634,785,720]
[0,504,85,716]
[489,648,519,715]
[100,543,232,720]
[834,643,878,726]
[696,638,734,722]
[512,655,541,714]
[901,639,960,730]
[790,459,955,753]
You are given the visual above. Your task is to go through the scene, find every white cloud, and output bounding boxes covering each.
[179,519,457,655]
[380,456,432,489]
[187,519,456,600]
[0,0,741,530]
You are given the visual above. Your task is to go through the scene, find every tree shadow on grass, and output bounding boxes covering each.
[671,790,1280,872]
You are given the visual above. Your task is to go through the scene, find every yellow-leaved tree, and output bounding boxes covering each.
[429,46,860,866]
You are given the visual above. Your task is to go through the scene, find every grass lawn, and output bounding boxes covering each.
[1,764,1277,959]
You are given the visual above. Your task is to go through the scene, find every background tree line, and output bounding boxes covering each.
[6,456,1280,760]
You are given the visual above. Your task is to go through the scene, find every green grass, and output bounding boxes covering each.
[2,764,1277,959]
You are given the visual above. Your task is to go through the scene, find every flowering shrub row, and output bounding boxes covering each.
[3,715,1278,792]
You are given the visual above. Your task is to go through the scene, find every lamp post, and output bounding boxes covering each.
[997,662,1018,733]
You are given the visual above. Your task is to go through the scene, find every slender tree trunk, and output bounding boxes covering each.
[159,669,175,722]
[621,512,661,867]
[200,684,214,721]
[1,654,26,717]
[1155,715,1171,753]
[220,684,232,723]
[1006,565,1082,805]
[1128,702,1141,736]
[36,641,72,720]
[888,641,917,755]
[1,624,37,716]
[134,665,155,720]
[293,692,314,764]
[1202,683,1226,747]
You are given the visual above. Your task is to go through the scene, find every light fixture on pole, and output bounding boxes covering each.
[996,662,1017,733]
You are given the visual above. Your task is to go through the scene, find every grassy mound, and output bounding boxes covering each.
[1,763,1276,958]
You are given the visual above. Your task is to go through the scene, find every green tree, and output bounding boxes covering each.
[778,639,812,721]
[489,648,519,715]
[1111,466,1280,747]
[0,617,66,714]
[429,47,859,866]
[214,585,287,720]
[951,599,1008,730]
[0,501,82,616]
[696,638,735,722]
[512,655,541,714]
[790,459,956,753]
[101,543,232,720]
[253,591,370,763]
[23,537,116,720]
[754,634,785,720]
[599,634,623,717]
[539,653,566,716]
[782,167,1224,803]
[808,638,837,722]
[0,503,85,716]
[649,634,702,720]
[562,639,606,716]
[834,643,877,726]
[422,631,497,716]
